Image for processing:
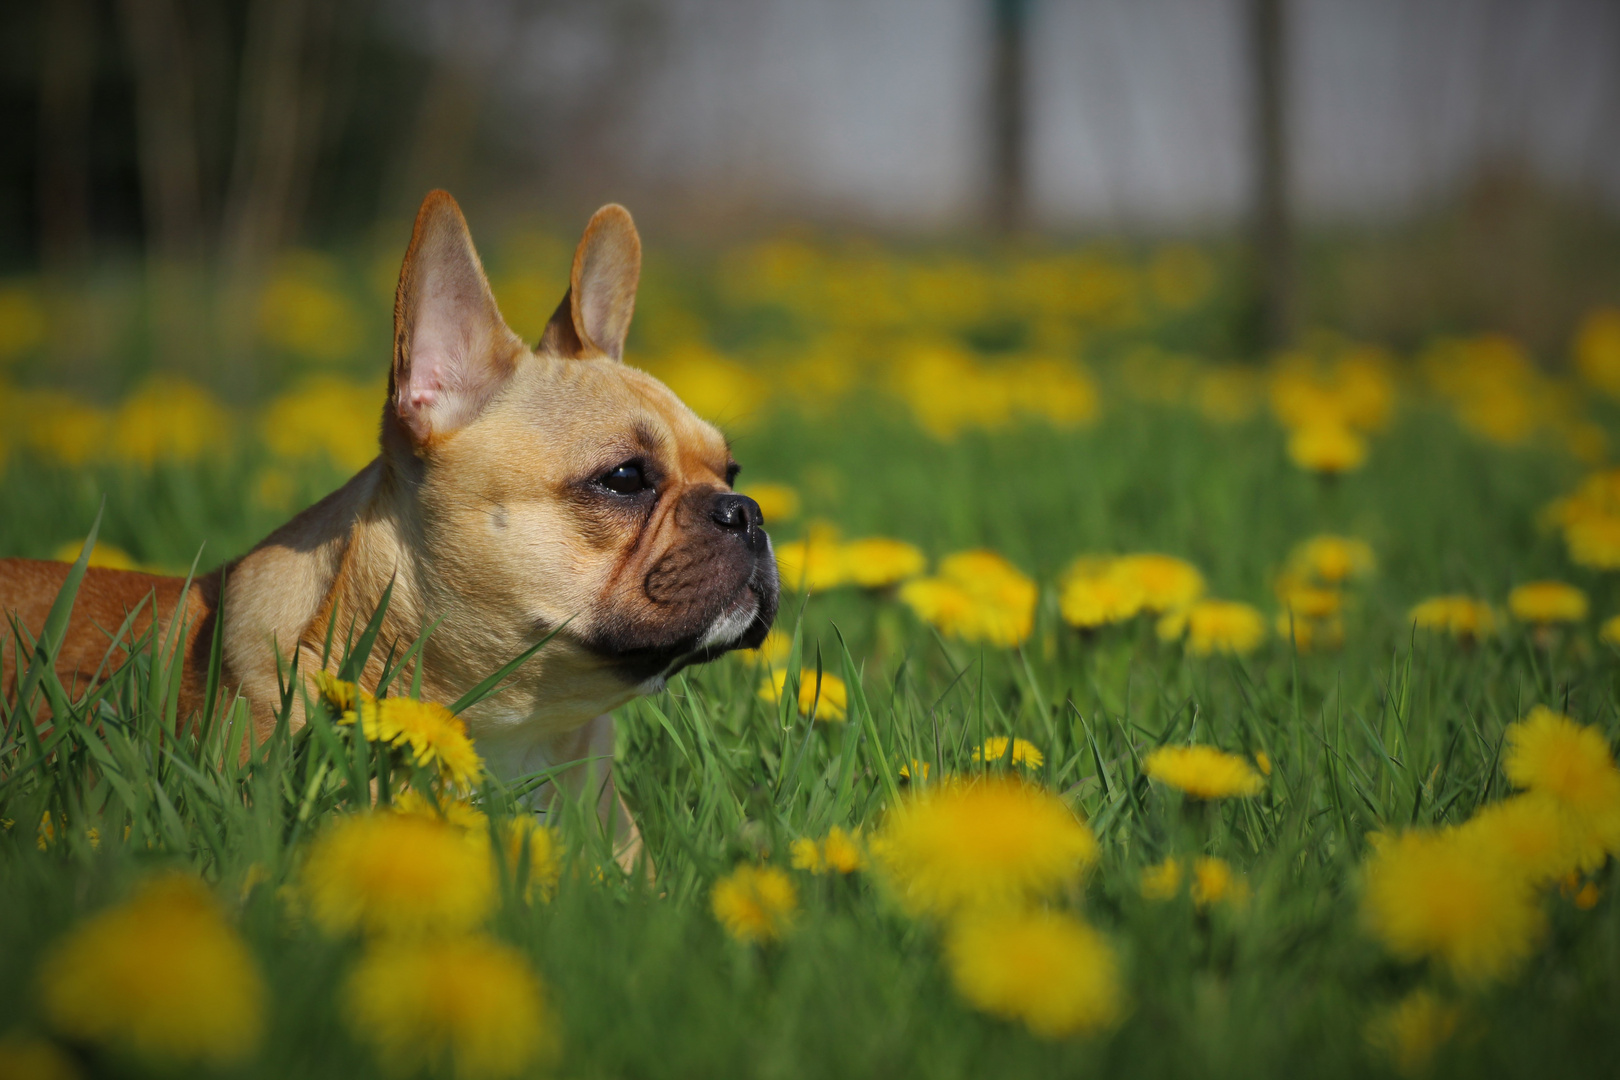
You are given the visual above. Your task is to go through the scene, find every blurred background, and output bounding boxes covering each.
[2,0,1620,572]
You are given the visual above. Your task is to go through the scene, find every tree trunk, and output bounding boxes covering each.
[1250,0,1294,351]
[988,0,1031,234]
[38,0,96,274]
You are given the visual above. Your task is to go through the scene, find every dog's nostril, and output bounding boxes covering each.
[710,493,759,533]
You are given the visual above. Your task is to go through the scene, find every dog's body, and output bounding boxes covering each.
[0,193,779,863]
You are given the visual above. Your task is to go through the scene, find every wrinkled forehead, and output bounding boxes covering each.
[499,355,731,478]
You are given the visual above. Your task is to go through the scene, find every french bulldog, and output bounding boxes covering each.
[0,191,781,866]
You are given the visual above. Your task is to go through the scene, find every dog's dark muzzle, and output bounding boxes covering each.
[709,492,769,555]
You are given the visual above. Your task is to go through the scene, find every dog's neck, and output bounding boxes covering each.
[221,452,641,755]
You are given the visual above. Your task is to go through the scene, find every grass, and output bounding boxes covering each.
[3,347,1620,1074]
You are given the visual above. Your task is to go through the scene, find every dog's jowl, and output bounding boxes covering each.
[0,191,780,868]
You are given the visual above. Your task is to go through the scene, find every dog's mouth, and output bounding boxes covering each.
[582,555,780,686]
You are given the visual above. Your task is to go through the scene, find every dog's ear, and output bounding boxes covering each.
[539,204,641,361]
[390,190,524,446]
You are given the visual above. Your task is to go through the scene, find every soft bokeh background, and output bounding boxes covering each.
[1,0,1619,563]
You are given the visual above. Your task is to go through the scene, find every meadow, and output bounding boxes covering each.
[3,231,1620,1079]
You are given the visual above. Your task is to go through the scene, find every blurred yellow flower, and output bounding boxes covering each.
[345,934,553,1079]
[1360,827,1542,984]
[1365,990,1462,1078]
[39,875,264,1065]
[0,1032,79,1080]
[790,826,864,875]
[901,549,1037,648]
[1460,794,1582,885]
[1574,306,1620,398]
[1140,856,1248,908]
[300,812,495,937]
[1157,599,1266,656]
[645,342,768,429]
[1288,535,1375,583]
[841,536,927,588]
[110,377,231,467]
[774,528,849,592]
[711,864,798,944]
[871,776,1097,918]
[0,281,47,362]
[1286,422,1367,474]
[1006,356,1099,428]
[738,628,794,668]
[260,376,381,471]
[1601,614,1620,647]
[1275,611,1344,653]
[971,736,1044,768]
[1059,569,1144,629]
[1144,745,1264,799]
[52,538,139,571]
[889,341,1012,438]
[944,909,1123,1038]
[738,481,800,524]
[1507,581,1588,625]
[391,786,489,835]
[1408,595,1496,640]
[1111,553,1205,612]
[1502,706,1620,866]
[257,251,364,361]
[759,668,849,722]
[342,697,484,789]
[1273,575,1341,619]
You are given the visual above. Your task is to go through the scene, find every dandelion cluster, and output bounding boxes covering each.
[711,864,799,944]
[900,550,1038,648]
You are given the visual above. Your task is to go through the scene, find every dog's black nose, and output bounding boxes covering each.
[711,493,767,552]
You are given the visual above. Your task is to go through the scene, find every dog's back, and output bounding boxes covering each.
[0,559,218,716]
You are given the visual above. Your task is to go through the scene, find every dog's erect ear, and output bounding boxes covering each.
[539,204,641,361]
[390,190,524,446]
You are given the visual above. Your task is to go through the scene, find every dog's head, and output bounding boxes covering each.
[380,191,778,705]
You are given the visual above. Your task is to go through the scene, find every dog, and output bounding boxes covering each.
[0,191,781,865]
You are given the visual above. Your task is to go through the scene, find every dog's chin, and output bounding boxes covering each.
[593,580,778,691]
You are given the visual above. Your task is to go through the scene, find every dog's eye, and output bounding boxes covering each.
[600,462,648,495]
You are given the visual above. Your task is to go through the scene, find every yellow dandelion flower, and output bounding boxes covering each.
[791,826,863,875]
[971,736,1045,768]
[1408,595,1496,640]
[1365,990,1463,1078]
[300,812,495,937]
[1288,534,1375,584]
[1502,706,1620,864]
[391,787,490,834]
[1143,745,1264,799]
[1255,751,1272,775]
[345,935,553,1080]
[841,537,927,588]
[1059,569,1145,629]
[1286,421,1367,474]
[738,628,794,668]
[789,837,824,873]
[759,668,849,721]
[1275,611,1344,653]
[1140,857,1248,908]
[1601,614,1620,647]
[944,909,1123,1038]
[259,376,381,472]
[312,669,374,715]
[902,550,1038,648]
[737,481,800,524]
[52,538,139,571]
[711,864,798,944]
[1508,581,1588,625]
[1574,306,1620,397]
[495,817,563,901]
[1460,794,1582,885]
[1273,574,1342,619]
[0,1031,81,1080]
[898,759,932,781]
[110,377,231,467]
[1108,553,1206,613]
[871,776,1098,917]
[774,530,849,592]
[1140,857,1184,900]
[1360,828,1543,984]
[1157,600,1266,656]
[39,875,264,1065]
[1564,513,1620,570]
[343,697,484,789]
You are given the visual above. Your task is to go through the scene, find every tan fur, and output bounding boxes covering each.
[0,192,779,870]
